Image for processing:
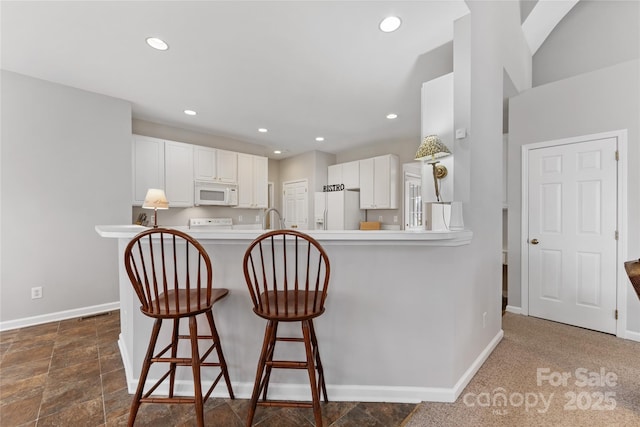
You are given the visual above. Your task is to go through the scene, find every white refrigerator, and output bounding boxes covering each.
[314,190,364,230]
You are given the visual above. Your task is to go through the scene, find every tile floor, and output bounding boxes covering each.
[0,311,416,426]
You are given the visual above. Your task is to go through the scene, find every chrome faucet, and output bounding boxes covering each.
[263,207,285,230]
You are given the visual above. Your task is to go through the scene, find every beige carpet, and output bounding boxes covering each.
[404,313,640,426]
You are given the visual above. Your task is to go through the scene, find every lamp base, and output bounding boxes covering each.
[424,202,451,231]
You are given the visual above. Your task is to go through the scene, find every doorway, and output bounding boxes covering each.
[282,179,308,230]
[522,131,628,335]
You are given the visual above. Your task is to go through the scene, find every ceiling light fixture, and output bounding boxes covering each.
[379,16,402,33]
[274,150,282,154]
[258,128,268,133]
[386,113,398,119]
[146,37,169,51]
[315,137,325,142]
[184,109,197,116]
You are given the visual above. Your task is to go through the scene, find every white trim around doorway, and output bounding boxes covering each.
[520,129,628,339]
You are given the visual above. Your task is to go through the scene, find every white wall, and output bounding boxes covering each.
[508,59,640,332]
[1,71,132,324]
[532,0,640,87]
[451,0,531,382]
[133,118,270,157]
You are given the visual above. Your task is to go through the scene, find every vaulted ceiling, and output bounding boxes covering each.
[1,1,575,158]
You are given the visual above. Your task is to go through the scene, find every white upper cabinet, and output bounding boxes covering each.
[194,146,238,183]
[328,164,341,186]
[216,149,238,183]
[359,154,399,209]
[132,135,165,206]
[343,160,360,189]
[164,140,194,207]
[193,146,216,181]
[327,160,360,189]
[237,153,268,209]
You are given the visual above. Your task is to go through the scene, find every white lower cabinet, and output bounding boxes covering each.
[237,153,268,208]
[164,140,194,207]
[359,154,399,209]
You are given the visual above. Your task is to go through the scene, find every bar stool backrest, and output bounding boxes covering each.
[243,230,330,320]
[124,228,213,318]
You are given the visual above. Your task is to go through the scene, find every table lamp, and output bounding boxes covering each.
[414,135,451,202]
[142,188,169,228]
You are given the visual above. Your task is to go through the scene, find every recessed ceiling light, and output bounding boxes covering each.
[379,16,402,33]
[184,109,197,116]
[258,128,268,133]
[315,137,325,142]
[146,37,169,51]
[274,150,282,154]
[386,113,398,119]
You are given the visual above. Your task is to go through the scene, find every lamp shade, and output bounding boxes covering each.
[142,188,169,210]
[414,135,451,162]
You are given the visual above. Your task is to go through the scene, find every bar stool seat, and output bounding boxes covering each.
[124,228,234,427]
[243,230,331,426]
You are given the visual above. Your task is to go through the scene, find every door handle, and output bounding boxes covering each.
[530,238,539,245]
[291,224,298,229]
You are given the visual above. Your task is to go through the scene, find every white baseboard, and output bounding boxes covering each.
[505,305,522,315]
[0,302,120,331]
[625,330,640,342]
[121,329,505,404]
[449,329,504,402]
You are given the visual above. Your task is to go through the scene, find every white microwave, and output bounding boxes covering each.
[194,181,238,206]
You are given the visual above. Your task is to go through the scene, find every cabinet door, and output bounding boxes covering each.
[359,158,375,209]
[194,146,216,181]
[132,135,164,205]
[253,155,268,208]
[216,149,238,183]
[165,141,194,207]
[373,155,390,208]
[343,161,360,189]
[328,164,342,186]
[237,153,254,208]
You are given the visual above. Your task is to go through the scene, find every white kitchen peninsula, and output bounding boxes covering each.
[95,226,498,404]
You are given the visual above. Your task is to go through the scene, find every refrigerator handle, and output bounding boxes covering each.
[323,208,327,230]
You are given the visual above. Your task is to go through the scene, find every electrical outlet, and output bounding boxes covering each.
[482,312,487,328]
[31,287,42,299]
[378,215,383,222]
[238,215,243,222]
[393,216,398,223]
[255,215,260,223]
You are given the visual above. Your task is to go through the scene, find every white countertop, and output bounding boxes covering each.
[95,225,472,246]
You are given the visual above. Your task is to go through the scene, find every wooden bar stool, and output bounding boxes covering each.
[124,228,234,427]
[243,230,330,426]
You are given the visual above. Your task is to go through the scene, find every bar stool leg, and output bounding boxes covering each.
[205,310,235,398]
[260,321,278,400]
[247,320,276,427]
[169,318,180,398]
[309,320,328,402]
[128,319,162,427]
[189,316,205,427]
[302,320,323,427]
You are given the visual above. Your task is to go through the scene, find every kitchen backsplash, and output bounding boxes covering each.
[132,206,266,228]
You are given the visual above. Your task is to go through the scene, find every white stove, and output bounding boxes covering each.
[188,217,233,230]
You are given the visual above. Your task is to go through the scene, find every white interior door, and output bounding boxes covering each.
[283,180,308,230]
[528,137,617,334]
